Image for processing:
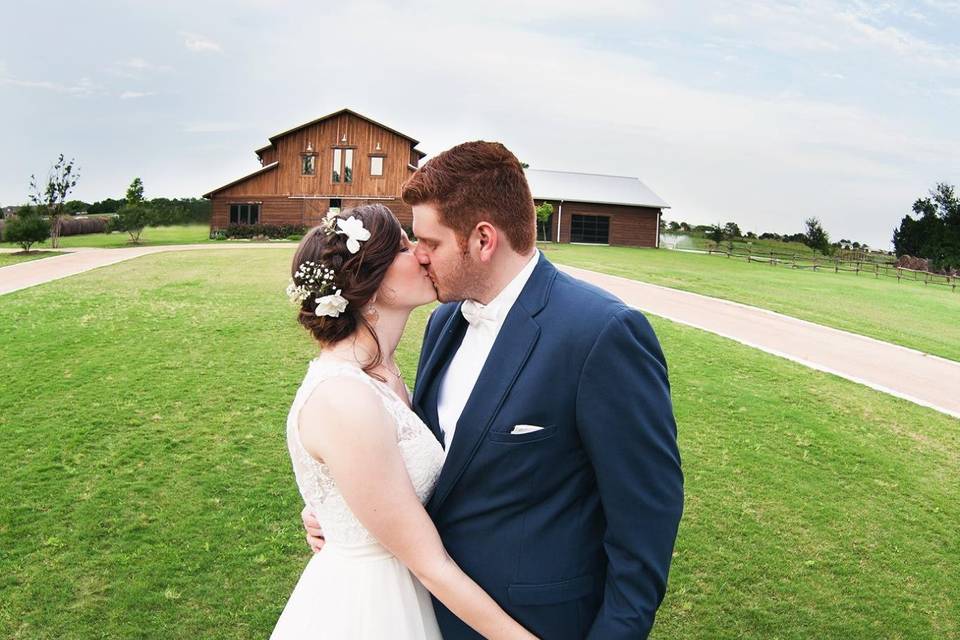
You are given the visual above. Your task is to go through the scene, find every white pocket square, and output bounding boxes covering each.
[510,424,545,435]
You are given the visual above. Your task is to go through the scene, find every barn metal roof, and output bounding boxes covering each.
[525,169,669,209]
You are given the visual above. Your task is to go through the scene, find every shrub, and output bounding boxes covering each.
[224,224,306,239]
[3,210,51,252]
[110,206,154,243]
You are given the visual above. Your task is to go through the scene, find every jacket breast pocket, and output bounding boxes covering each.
[487,424,557,444]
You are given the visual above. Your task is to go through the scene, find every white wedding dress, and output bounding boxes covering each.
[272,358,445,639]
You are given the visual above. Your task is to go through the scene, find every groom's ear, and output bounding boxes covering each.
[474,221,498,263]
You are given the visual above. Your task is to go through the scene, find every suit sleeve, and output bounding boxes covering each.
[577,308,684,639]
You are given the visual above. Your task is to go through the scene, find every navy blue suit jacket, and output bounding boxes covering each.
[413,253,683,639]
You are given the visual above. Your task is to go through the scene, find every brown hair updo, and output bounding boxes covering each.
[291,203,402,378]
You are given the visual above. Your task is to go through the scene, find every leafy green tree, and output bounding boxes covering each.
[110,177,153,243]
[706,224,725,244]
[89,198,126,214]
[3,207,51,252]
[64,200,90,214]
[803,217,831,255]
[535,202,554,242]
[29,154,80,249]
[893,182,960,271]
[723,222,742,238]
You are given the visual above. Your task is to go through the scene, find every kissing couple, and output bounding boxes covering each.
[271,141,684,639]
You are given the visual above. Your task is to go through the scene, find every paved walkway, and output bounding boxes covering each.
[2,244,958,419]
[0,244,292,296]
[557,265,960,420]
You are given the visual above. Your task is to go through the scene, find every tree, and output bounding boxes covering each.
[29,154,80,249]
[64,200,90,214]
[535,202,553,242]
[723,222,742,238]
[3,207,51,252]
[110,177,153,243]
[892,183,960,271]
[706,224,725,244]
[667,221,680,232]
[89,198,126,214]
[803,217,831,254]
[679,222,691,231]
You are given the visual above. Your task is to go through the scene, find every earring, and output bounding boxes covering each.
[364,304,379,322]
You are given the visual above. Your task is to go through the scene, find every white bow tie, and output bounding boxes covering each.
[460,299,499,330]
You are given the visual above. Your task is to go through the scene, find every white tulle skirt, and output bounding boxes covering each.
[271,542,442,639]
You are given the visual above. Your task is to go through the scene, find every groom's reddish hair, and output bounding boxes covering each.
[402,141,536,253]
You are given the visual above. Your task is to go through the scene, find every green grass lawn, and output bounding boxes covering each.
[0,251,64,267]
[1,248,956,639]
[0,224,213,249]
[542,243,960,362]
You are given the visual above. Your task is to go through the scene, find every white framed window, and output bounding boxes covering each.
[370,156,384,176]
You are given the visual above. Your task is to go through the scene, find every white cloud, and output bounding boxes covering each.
[120,90,156,99]
[0,72,95,96]
[180,31,222,53]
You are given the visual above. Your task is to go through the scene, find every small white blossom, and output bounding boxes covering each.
[315,289,348,317]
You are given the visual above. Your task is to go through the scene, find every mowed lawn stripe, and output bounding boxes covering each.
[0,250,956,639]
[541,243,960,363]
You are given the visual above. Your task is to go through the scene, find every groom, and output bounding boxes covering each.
[306,141,683,639]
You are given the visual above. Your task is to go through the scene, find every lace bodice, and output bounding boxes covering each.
[286,358,445,545]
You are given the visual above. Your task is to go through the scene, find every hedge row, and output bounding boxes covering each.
[216,224,307,239]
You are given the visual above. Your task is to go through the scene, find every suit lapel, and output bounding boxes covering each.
[427,254,557,515]
[414,305,467,444]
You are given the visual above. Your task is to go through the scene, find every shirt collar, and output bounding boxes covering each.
[474,249,540,326]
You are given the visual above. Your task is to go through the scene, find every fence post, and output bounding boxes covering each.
[835,257,839,273]
[874,263,879,278]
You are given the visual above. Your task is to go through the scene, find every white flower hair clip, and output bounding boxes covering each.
[286,261,348,317]
[336,216,371,254]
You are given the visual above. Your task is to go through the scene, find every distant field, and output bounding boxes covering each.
[0,225,213,249]
[542,243,960,362]
[661,232,895,263]
[0,251,64,268]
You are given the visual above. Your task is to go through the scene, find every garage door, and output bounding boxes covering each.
[570,214,609,244]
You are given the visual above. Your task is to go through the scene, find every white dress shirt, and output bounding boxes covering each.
[437,250,541,454]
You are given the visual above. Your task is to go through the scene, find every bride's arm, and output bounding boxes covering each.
[299,378,537,640]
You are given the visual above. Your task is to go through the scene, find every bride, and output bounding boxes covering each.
[271,204,535,639]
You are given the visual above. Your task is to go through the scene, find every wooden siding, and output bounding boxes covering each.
[211,195,413,230]
[537,199,660,248]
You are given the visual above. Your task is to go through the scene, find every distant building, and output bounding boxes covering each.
[204,108,669,247]
[526,169,668,247]
[203,108,425,231]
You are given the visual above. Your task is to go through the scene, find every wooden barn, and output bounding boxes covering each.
[205,108,669,248]
[526,169,668,248]
[204,108,426,231]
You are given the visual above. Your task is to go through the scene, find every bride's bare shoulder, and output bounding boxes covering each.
[298,374,391,452]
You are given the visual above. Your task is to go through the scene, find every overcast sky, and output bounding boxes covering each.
[2,1,958,248]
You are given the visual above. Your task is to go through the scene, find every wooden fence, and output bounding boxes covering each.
[705,247,957,292]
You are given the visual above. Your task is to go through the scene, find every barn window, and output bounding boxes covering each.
[343,149,353,183]
[370,156,384,176]
[229,203,260,225]
[570,214,609,244]
[332,148,342,182]
[301,154,316,175]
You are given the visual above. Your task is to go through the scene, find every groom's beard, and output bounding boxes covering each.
[432,252,486,303]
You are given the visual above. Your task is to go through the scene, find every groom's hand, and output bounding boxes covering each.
[301,505,325,553]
